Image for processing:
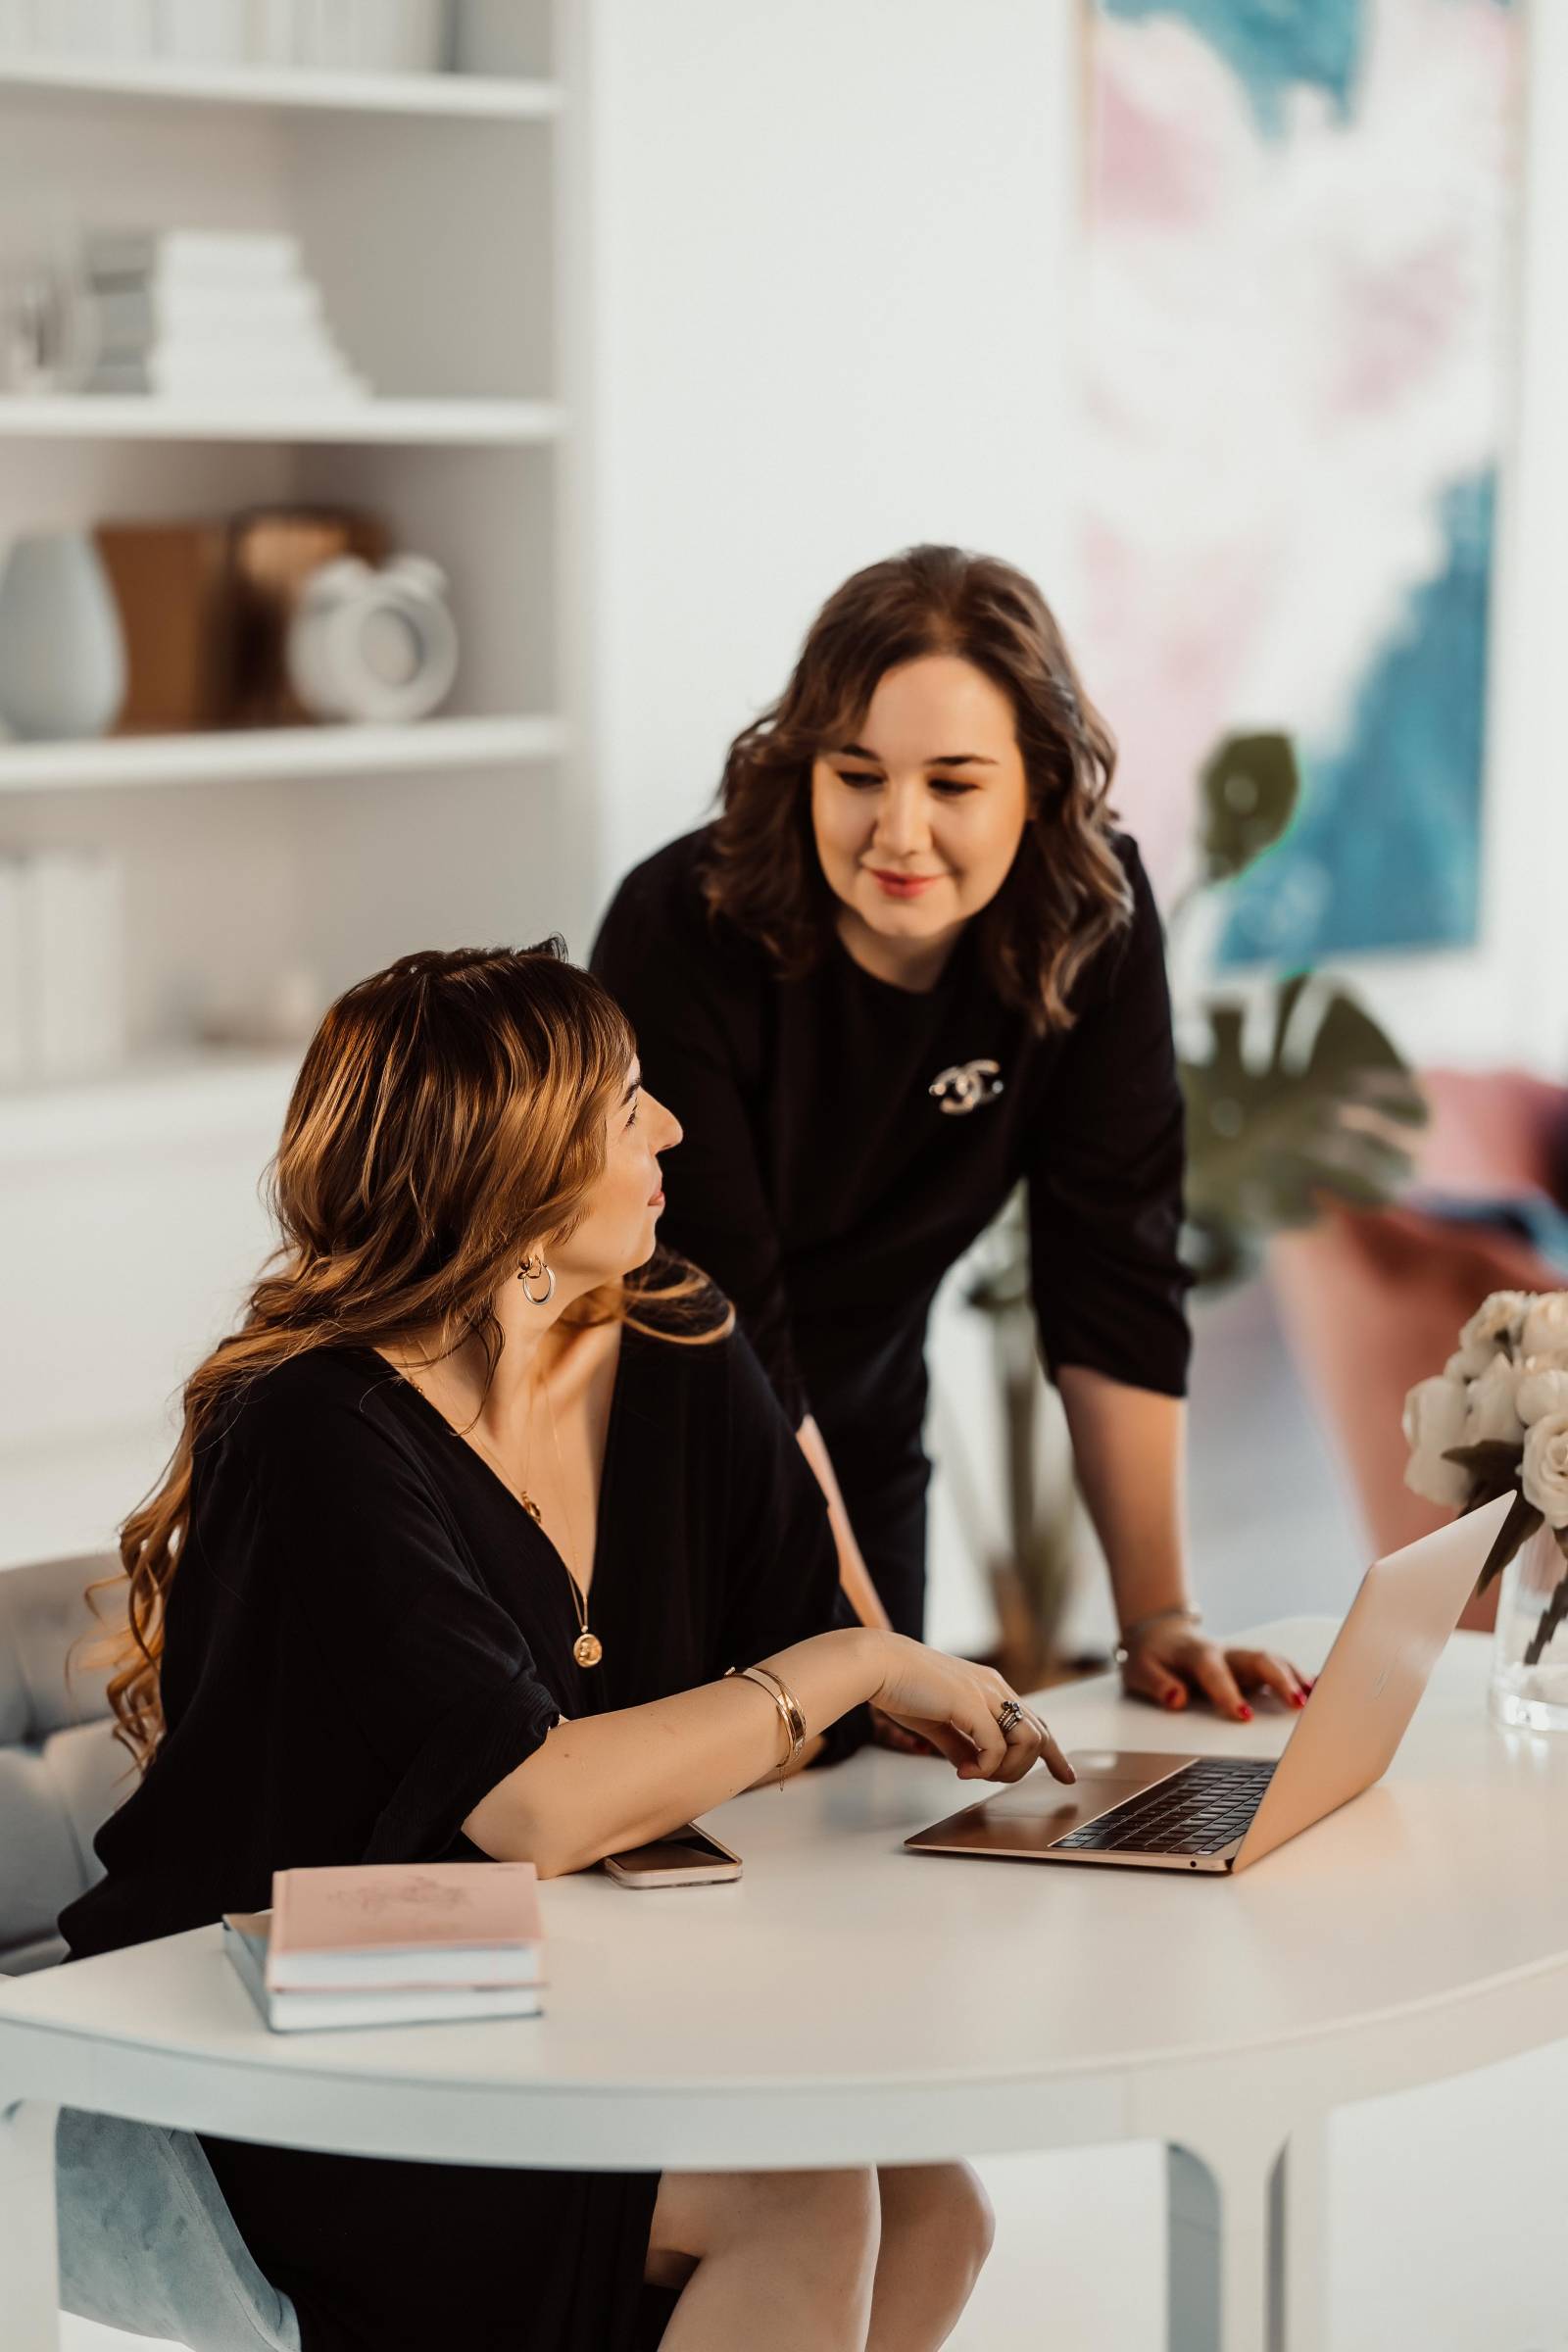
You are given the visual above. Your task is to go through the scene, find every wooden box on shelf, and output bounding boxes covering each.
[95,520,236,732]
[228,504,388,724]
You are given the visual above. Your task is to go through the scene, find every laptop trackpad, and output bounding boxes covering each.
[906,1750,1199,1852]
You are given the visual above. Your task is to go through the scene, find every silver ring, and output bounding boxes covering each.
[997,1698,1024,1735]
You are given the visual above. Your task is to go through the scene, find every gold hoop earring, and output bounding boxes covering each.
[518,1253,556,1306]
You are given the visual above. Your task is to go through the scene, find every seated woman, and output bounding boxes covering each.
[62,942,1072,2352]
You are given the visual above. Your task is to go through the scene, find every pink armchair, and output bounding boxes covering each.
[1266,1069,1568,1632]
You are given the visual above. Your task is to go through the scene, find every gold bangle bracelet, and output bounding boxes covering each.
[725,1663,808,1788]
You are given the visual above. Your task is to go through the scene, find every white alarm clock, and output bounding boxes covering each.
[286,554,458,723]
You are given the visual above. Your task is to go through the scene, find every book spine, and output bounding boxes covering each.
[0,857,25,1088]
[93,281,325,342]
[85,230,304,284]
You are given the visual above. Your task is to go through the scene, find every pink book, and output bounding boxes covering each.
[266,1862,544,1992]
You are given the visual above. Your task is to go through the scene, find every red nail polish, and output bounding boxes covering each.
[1291,1691,1305,1708]
[1238,1704,1253,1722]
[1163,1689,1184,1709]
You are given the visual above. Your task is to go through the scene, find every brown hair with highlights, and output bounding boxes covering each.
[96,942,727,1771]
[703,543,1131,1032]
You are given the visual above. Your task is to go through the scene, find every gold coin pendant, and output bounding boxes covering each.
[573,1631,604,1669]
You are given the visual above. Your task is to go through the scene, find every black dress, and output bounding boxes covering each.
[590,826,1193,1639]
[60,1325,862,2352]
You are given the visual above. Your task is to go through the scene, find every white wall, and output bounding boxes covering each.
[580,0,1082,912]
[580,0,1568,1081]
[1328,0,1568,1080]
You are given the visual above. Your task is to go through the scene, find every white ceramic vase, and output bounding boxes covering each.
[0,532,126,740]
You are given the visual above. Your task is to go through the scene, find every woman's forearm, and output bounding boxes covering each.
[797,1413,892,1631]
[463,1626,881,1877]
[1056,1365,1194,1632]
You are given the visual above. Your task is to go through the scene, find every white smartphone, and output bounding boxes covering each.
[603,1823,742,1887]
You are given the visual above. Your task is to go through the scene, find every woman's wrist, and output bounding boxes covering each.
[753,1625,890,1738]
[1113,1602,1202,1666]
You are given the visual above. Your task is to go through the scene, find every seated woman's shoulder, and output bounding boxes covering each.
[212,1342,402,1465]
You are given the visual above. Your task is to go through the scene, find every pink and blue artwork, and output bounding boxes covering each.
[1081,0,1522,961]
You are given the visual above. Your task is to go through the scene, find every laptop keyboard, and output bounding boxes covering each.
[1050,1757,1277,1857]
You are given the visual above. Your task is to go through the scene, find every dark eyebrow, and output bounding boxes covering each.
[620,1071,641,1107]
[832,744,997,768]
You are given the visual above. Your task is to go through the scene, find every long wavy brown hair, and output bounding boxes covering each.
[97,942,727,1772]
[704,544,1131,1032]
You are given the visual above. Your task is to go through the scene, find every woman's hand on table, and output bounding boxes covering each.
[1119,1622,1314,1723]
[868,1634,1076,1786]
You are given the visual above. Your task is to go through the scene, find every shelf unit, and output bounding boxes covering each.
[0,1047,299,1164]
[0,393,565,444]
[0,0,596,1518]
[0,55,563,121]
[0,714,569,794]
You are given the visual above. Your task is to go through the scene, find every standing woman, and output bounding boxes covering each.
[592,545,1307,1724]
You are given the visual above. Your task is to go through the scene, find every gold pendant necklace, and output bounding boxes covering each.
[397,1354,600,1667]
[542,1376,603,1669]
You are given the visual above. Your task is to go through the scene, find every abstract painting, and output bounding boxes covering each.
[1080,0,1522,961]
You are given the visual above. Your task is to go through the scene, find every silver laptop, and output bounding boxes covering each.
[906,1494,1510,1876]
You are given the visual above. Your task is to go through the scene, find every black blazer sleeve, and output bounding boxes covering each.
[591,850,810,1426]
[1025,840,1193,1397]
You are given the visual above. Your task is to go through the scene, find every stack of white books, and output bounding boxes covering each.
[82,228,370,404]
[222,1860,546,2034]
[0,849,125,1086]
[2,2,451,73]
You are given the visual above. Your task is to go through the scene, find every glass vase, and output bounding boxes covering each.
[1489,1518,1568,1734]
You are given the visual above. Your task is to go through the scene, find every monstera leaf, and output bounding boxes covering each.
[1198,732,1299,883]
[1180,973,1428,1288]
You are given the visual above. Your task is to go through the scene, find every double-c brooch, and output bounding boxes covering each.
[929,1058,1004,1115]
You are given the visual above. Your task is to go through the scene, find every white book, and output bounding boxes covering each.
[397,1,449,73]
[90,325,351,375]
[223,1915,545,2034]
[0,858,25,1088]
[75,852,126,1075]
[87,352,368,400]
[85,229,305,286]
[19,852,78,1079]
[29,0,153,54]
[244,0,298,65]
[153,0,247,65]
[93,279,325,344]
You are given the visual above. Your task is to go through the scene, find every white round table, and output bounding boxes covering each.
[4,1617,1567,2351]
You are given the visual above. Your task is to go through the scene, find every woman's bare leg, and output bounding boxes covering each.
[648,2167,880,2351]
[866,2163,995,2351]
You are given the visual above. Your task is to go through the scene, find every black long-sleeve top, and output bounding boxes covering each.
[60,1324,863,2352]
[591,824,1192,1434]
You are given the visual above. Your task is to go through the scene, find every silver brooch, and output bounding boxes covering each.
[929,1058,1004,1115]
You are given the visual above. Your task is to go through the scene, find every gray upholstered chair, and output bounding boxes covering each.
[0,1552,131,1975]
[0,1553,300,2350]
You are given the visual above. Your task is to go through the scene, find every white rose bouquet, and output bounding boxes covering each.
[1403,1289,1568,1663]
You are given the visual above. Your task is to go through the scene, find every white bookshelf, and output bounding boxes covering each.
[0,56,562,121]
[0,0,596,1530]
[0,1048,299,1164]
[0,394,565,444]
[0,713,568,794]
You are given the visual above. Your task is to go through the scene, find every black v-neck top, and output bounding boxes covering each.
[61,1322,860,1966]
[590,824,1192,1431]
